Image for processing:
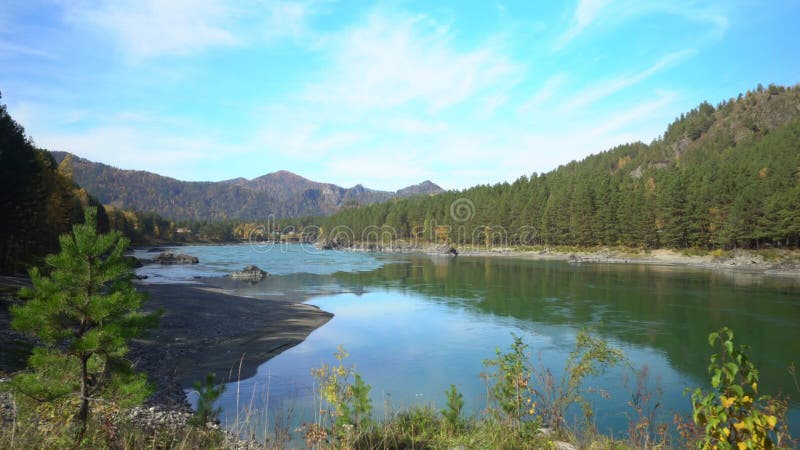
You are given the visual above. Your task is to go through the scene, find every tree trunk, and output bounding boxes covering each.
[76,354,90,444]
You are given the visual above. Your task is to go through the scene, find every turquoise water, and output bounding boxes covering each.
[136,243,800,438]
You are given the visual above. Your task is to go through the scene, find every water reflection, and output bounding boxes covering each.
[332,256,800,402]
[189,249,800,437]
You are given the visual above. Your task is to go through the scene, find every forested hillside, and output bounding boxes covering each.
[0,94,100,272]
[52,152,443,221]
[302,84,800,250]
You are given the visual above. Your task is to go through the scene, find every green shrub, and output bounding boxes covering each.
[532,330,625,431]
[309,346,374,446]
[689,327,790,448]
[189,372,225,427]
[483,334,539,436]
[442,383,465,432]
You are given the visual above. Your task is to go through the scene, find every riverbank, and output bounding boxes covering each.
[130,281,333,389]
[330,242,800,278]
[459,246,800,277]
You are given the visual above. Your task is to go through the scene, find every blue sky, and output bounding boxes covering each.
[1,1,798,190]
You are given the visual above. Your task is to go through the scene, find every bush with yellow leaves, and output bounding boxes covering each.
[690,327,790,449]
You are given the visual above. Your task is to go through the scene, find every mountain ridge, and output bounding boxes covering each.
[50,152,444,221]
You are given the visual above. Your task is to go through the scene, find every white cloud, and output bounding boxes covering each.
[518,72,567,114]
[554,0,730,51]
[384,117,448,135]
[64,0,239,60]
[586,91,677,136]
[255,124,364,160]
[263,1,312,41]
[558,49,694,113]
[554,0,613,50]
[61,0,322,61]
[37,126,218,171]
[303,11,522,112]
[0,39,55,59]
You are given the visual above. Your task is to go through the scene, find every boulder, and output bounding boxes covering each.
[314,238,342,250]
[153,252,199,265]
[229,265,269,281]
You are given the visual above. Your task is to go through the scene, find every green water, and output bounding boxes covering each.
[335,256,800,394]
[150,245,799,437]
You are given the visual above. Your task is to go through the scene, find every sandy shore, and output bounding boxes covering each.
[130,282,332,389]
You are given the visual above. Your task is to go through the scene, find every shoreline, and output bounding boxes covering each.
[330,242,800,278]
[130,281,333,393]
[458,247,800,277]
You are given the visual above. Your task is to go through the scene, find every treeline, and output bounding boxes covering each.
[0,93,95,273]
[287,84,800,250]
[0,94,185,273]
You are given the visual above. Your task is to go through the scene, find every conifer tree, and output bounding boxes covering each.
[11,207,158,442]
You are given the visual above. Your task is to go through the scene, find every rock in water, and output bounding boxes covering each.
[229,265,269,281]
[153,252,199,265]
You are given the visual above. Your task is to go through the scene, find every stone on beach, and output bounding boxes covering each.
[228,265,269,281]
[152,252,199,265]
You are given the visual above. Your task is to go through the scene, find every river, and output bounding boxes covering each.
[134,243,800,439]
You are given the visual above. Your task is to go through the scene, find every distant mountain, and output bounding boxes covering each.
[49,152,442,221]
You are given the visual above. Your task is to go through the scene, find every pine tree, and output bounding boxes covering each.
[11,207,158,442]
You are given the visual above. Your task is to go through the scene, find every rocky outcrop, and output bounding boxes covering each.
[314,241,460,256]
[151,252,199,265]
[228,265,269,281]
[314,238,344,250]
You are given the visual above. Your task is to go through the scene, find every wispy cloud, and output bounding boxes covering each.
[255,123,364,160]
[61,0,323,61]
[518,73,568,114]
[384,117,449,135]
[559,49,694,113]
[554,0,730,51]
[554,0,613,50]
[586,91,677,136]
[302,10,522,112]
[38,125,223,172]
[63,0,239,60]
[262,1,314,42]
[0,39,54,59]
